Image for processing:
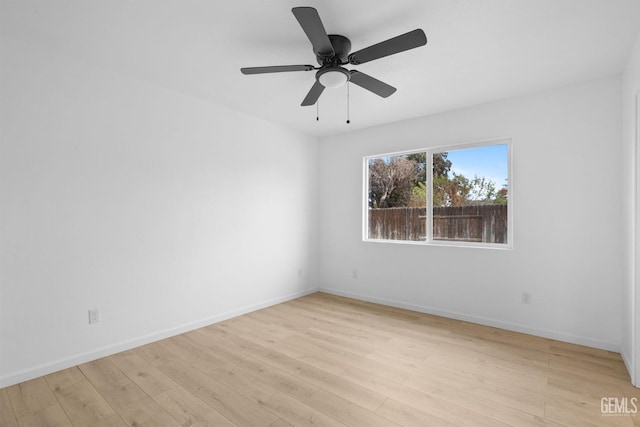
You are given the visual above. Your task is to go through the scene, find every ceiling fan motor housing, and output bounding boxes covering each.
[315,34,351,65]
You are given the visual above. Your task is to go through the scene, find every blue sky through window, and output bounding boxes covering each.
[440,144,508,188]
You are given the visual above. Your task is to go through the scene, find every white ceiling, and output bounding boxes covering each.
[2,0,640,138]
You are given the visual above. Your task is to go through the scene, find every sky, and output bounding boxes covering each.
[442,144,509,188]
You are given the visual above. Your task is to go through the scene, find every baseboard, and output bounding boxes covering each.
[320,287,621,353]
[0,287,319,388]
[621,347,636,387]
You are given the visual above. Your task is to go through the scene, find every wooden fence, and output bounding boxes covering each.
[368,204,507,243]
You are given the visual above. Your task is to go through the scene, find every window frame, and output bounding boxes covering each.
[363,138,513,249]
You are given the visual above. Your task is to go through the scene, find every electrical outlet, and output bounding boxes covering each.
[298,269,303,278]
[521,292,532,304]
[88,309,100,324]
[352,270,358,279]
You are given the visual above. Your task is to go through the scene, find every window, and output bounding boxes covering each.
[365,139,511,248]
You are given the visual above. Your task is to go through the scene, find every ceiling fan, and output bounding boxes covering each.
[240,7,427,107]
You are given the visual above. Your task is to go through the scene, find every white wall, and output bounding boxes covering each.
[319,77,623,351]
[0,27,633,389]
[622,32,640,386]
[0,38,320,387]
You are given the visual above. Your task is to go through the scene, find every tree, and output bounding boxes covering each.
[433,173,502,207]
[433,152,452,178]
[368,156,420,208]
[409,182,427,207]
[370,151,505,208]
[406,152,451,185]
[494,186,508,205]
[467,176,497,202]
[433,172,468,207]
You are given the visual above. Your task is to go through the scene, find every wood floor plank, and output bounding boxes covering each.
[375,397,461,427]
[0,387,18,427]
[259,391,347,427]
[304,389,400,427]
[1,292,636,426]
[422,350,548,390]
[404,373,551,426]
[546,372,627,403]
[210,327,389,412]
[79,359,180,426]
[6,377,59,420]
[157,357,279,426]
[269,419,294,427]
[45,367,124,427]
[16,405,73,427]
[191,329,320,401]
[109,350,180,397]
[285,301,461,363]
[111,348,238,426]
[274,334,411,384]
[153,388,236,427]
[269,300,398,344]
[160,334,227,366]
[276,328,371,363]
[410,360,547,416]
[453,321,552,353]
[134,340,181,367]
[187,350,346,427]
[549,352,630,382]
[337,365,519,427]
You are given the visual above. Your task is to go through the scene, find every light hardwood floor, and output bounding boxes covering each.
[1,292,639,426]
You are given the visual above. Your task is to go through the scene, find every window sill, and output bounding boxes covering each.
[363,238,513,250]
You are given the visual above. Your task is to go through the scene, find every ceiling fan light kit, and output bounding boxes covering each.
[240,6,427,119]
[317,67,350,88]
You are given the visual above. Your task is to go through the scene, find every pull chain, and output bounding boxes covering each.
[346,82,351,124]
[316,99,319,121]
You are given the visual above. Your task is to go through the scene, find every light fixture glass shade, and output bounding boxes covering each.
[319,70,349,88]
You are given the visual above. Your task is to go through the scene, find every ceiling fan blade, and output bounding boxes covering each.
[241,65,315,75]
[301,81,325,106]
[292,7,334,57]
[348,29,427,65]
[349,71,396,98]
